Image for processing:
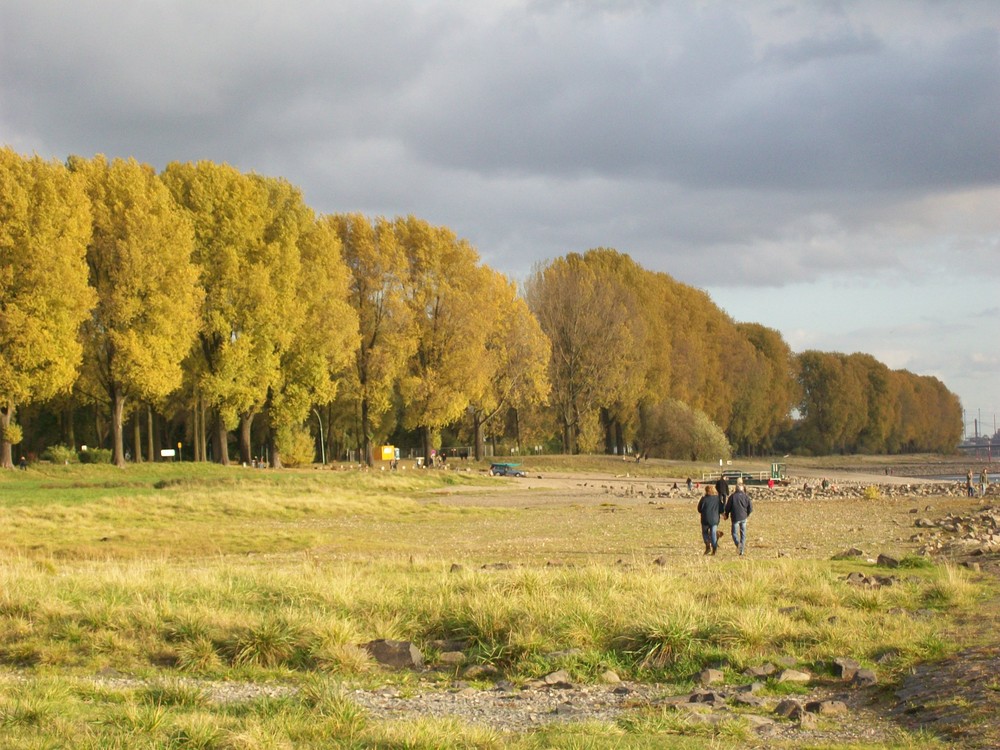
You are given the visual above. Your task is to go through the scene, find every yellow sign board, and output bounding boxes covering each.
[380,445,395,461]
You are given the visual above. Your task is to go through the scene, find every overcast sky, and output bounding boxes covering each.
[2,0,998,437]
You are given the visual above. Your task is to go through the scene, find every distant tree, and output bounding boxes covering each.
[69,155,201,468]
[268,215,359,464]
[162,163,309,466]
[326,213,412,466]
[638,399,731,461]
[468,270,550,460]
[0,149,95,467]
[395,216,489,461]
[525,253,636,453]
[733,323,798,454]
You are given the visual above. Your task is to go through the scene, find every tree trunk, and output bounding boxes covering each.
[615,420,625,457]
[473,412,485,461]
[111,386,127,468]
[66,403,76,450]
[192,396,201,462]
[239,412,254,465]
[324,404,335,465]
[132,409,142,462]
[197,397,207,462]
[215,411,230,465]
[361,398,373,466]
[147,405,155,462]
[601,408,614,454]
[0,402,15,469]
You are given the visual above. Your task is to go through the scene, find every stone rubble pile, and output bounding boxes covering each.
[600,480,971,503]
[908,503,1000,558]
[348,639,889,739]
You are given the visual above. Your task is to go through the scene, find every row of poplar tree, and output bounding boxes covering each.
[0,148,962,468]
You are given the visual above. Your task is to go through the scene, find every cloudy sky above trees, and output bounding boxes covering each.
[2,0,998,436]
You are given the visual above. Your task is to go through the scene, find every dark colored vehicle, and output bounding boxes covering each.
[489,462,525,477]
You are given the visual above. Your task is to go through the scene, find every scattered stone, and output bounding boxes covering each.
[462,664,499,680]
[542,670,574,688]
[799,711,820,729]
[776,669,811,684]
[774,698,803,719]
[438,651,466,666]
[731,692,766,707]
[364,639,424,670]
[833,657,860,680]
[698,668,724,686]
[449,563,464,573]
[743,663,776,678]
[876,553,900,568]
[852,668,878,687]
[832,547,865,559]
[745,714,777,730]
[689,690,727,706]
[806,700,848,715]
[600,670,621,684]
[653,555,667,566]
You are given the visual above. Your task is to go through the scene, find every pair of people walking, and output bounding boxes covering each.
[697,478,753,556]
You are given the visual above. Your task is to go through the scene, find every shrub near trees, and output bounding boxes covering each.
[0,148,964,465]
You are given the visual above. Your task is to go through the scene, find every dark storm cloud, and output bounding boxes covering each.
[1,0,998,283]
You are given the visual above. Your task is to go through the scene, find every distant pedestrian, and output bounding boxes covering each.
[715,475,730,505]
[724,480,753,556]
[18,455,26,470]
[980,467,990,497]
[697,485,724,556]
[967,470,975,498]
[686,477,693,492]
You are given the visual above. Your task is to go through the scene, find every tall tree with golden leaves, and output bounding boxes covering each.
[162,162,307,465]
[69,155,202,467]
[525,253,636,453]
[325,213,412,465]
[395,216,489,461]
[0,149,95,467]
[469,269,550,460]
[267,215,359,465]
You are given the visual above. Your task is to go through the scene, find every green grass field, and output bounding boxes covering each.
[0,460,988,748]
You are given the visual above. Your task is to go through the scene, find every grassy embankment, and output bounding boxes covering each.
[0,460,985,748]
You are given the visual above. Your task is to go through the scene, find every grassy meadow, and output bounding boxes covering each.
[0,460,986,748]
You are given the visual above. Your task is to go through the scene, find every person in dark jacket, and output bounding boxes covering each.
[697,485,724,555]
[724,479,753,556]
[715,475,730,505]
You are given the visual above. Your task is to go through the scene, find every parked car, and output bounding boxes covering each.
[489,462,525,477]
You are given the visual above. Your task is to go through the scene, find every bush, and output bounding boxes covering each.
[41,445,79,464]
[78,448,113,464]
[276,424,317,468]
[638,399,731,461]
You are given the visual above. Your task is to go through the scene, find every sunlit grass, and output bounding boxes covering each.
[0,460,989,747]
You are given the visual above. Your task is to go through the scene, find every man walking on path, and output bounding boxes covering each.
[697,485,724,555]
[724,479,753,556]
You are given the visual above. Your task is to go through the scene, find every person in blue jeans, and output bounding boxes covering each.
[724,480,753,555]
[697,485,724,555]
